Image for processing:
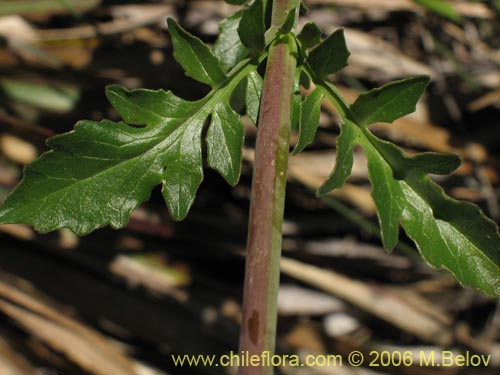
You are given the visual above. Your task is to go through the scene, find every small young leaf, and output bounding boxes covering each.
[167,18,226,88]
[238,0,265,57]
[297,22,322,50]
[293,87,323,154]
[245,70,263,124]
[317,120,358,196]
[307,29,350,81]
[207,102,244,186]
[213,11,249,71]
[351,76,430,127]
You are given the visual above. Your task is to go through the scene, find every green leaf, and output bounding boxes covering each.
[160,122,204,222]
[0,118,168,234]
[0,59,256,233]
[365,134,461,178]
[317,120,358,196]
[412,185,498,295]
[307,29,350,81]
[296,23,322,65]
[297,22,322,50]
[213,11,249,71]
[238,0,265,57]
[225,0,246,4]
[400,177,500,295]
[414,0,462,23]
[364,141,500,294]
[0,86,203,232]
[207,102,244,185]
[318,81,500,294]
[369,130,500,294]
[278,8,296,34]
[230,78,247,113]
[293,87,323,154]
[245,70,263,124]
[351,76,430,127]
[363,136,404,251]
[167,18,226,88]
[106,84,197,126]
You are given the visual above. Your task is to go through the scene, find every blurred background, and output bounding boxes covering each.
[0,0,499,374]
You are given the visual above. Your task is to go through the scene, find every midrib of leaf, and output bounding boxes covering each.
[2,60,257,218]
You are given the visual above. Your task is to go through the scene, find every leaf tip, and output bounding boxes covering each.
[315,185,329,198]
[291,145,303,156]
[105,84,127,102]
[166,17,177,29]
[381,235,398,253]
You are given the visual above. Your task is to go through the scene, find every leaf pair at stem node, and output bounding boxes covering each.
[1,1,499,296]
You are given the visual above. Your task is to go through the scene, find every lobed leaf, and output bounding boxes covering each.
[0,57,255,233]
[350,76,430,127]
[363,131,500,295]
[167,18,226,88]
[318,77,500,295]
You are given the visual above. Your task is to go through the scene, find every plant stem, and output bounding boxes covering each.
[238,1,298,374]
